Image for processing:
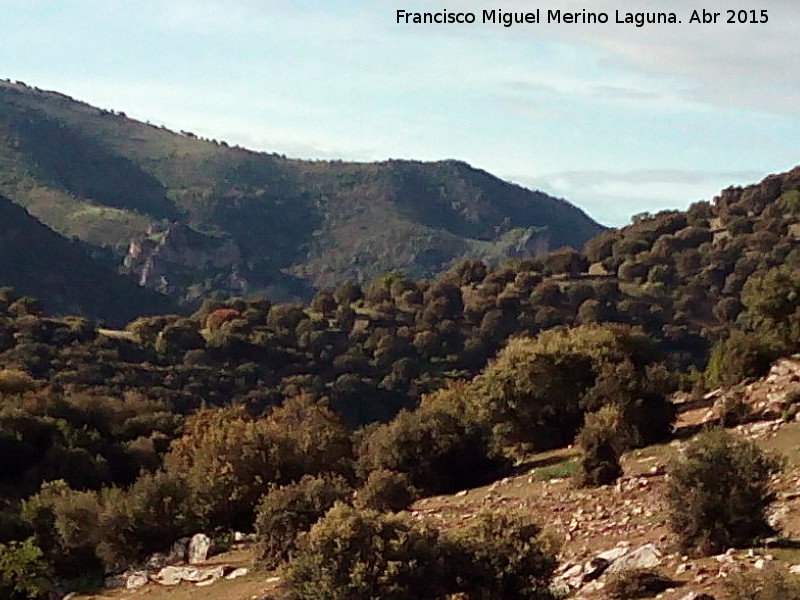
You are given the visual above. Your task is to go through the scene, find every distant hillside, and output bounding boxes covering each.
[0,80,604,305]
[0,195,173,325]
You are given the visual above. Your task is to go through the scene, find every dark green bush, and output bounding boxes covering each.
[95,470,195,571]
[254,474,351,569]
[285,503,449,600]
[719,391,752,427]
[444,510,557,600]
[354,469,417,512]
[705,330,778,388]
[576,405,624,487]
[0,538,52,600]
[21,481,103,579]
[605,568,674,599]
[666,429,782,555]
[356,406,508,496]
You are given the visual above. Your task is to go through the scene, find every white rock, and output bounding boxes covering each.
[226,567,249,580]
[789,564,800,575]
[126,571,149,590]
[194,567,225,587]
[154,565,229,585]
[188,533,212,564]
[606,543,661,574]
[596,545,632,563]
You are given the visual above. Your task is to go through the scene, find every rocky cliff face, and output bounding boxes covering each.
[123,223,248,302]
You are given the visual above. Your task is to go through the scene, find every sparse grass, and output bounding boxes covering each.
[534,458,579,481]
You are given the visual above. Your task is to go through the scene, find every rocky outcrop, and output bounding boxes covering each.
[124,223,247,300]
[103,532,245,592]
[698,355,800,424]
[553,542,663,593]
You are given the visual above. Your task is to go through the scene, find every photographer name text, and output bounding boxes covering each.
[395,8,769,28]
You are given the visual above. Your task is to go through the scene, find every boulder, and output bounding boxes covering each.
[125,571,149,590]
[187,533,212,564]
[168,536,191,564]
[226,567,249,580]
[194,566,226,587]
[596,545,632,563]
[606,543,662,574]
[153,565,227,586]
[145,552,169,569]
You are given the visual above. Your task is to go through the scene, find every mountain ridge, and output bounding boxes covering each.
[0,79,605,308]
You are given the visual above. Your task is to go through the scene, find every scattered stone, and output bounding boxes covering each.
[226,567,249,579]
[126,571,149,590]
[455,490,468,497]
[153,566,189,586]
[154,565,228,586]
[188,533,212,564]
[596,545,631,563]
[790,564,800,575]
[234,531,248,542]
[606,543,662,574]
[146,552,169,569]
[195,566,225,586]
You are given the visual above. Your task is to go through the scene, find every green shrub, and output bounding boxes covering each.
[605,568,674,599]
[356,406,508,496]
[21,481,103,579]
[354,469,417,512]
[285,503,448,600]
[719,391,752,427]
[705,330,778,388]
[254,474,351,569]
[666,429,782,555]
[576,405,624,486]
[0,538,52,600]
[95,470,195,571]
[722,566,800,600]
[166,397,352,531]
[444,510,557,600]
[533,459,579,481]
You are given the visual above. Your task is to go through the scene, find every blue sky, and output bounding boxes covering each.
[2,0,799,226]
